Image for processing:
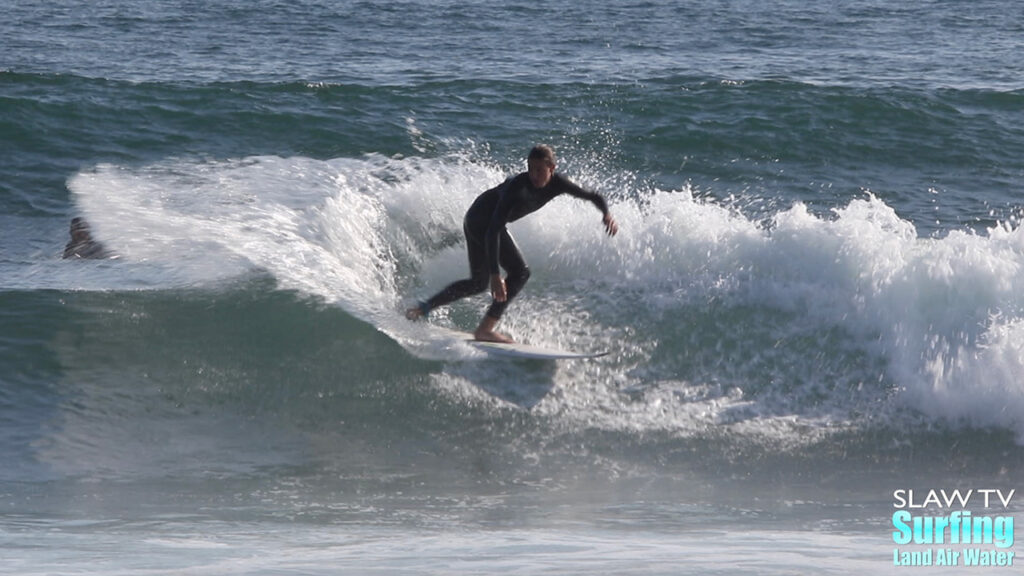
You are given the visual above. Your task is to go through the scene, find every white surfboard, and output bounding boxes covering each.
[395,323,606,361]
[469,338,608,360]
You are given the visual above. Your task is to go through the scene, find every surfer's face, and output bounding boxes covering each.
[528,158,554,188]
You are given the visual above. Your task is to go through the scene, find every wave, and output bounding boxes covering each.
[5,69,1021,225]
[56,153,1024,446]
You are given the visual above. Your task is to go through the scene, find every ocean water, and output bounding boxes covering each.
[3,1,1024,574]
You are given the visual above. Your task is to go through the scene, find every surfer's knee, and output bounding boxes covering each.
[508,266,530,287]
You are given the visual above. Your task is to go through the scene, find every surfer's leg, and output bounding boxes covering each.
[406,226,489,319]
[483,229,529,320]
[475,230,528,342]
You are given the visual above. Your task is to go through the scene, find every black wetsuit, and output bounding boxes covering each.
[62,218,111,260]
[423,172,609,319]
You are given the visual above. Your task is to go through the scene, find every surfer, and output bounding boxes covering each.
[405,145,618,343]
[62,217,112,260]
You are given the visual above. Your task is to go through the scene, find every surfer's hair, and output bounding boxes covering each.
[528,144,556,167]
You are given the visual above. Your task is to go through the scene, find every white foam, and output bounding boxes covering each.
[481,188,1024,440]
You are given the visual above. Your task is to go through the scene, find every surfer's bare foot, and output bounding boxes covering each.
[474,329,514,343]
[474,316,514,343]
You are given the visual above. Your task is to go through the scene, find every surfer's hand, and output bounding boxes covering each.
[490,274,507,302]
[603,213,619,236]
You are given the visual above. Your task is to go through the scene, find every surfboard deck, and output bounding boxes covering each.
[469,338,608,360]
[407,325,607,360]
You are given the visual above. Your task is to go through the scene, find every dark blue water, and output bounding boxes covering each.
[3,1,1024,573]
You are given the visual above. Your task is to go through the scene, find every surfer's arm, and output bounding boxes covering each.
[490,273,507,303]
[558,176,618,236]
[484,217,506,275]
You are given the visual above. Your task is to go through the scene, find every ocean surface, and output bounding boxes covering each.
[3,1,1024,574]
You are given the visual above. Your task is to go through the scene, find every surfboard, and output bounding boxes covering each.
[400,324,606,361]
[463,335,608,360]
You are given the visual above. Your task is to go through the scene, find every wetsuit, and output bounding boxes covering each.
[422,172,610,319]
[62,218,111,260]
